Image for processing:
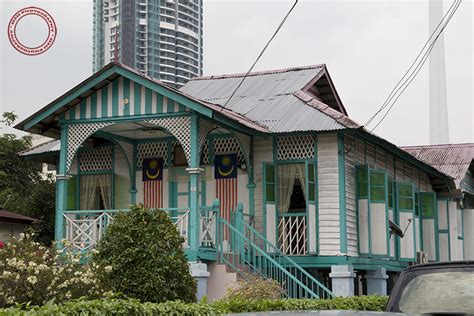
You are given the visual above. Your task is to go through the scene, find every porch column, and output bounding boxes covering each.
[55,125,69,242]
[365,267,388,295]
[329,265,356,297]
[187,114,201,260]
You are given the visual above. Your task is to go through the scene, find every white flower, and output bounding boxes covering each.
[27,276,38,285]
[104,265,113,273]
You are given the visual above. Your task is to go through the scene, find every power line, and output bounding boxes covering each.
[369,0,462,133]
[364,0,461,129]
[222,0,299,109]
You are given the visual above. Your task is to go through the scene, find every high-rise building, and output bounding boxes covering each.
[92,0,203,87]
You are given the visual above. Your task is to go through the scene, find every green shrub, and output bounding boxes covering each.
[92,205,196,303]
[0,234,107,308]
[0,296,388,315]
[224,274,283,300]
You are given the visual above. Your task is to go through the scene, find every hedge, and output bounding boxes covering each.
[0,296,388,315]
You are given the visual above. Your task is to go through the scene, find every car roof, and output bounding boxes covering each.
[405,260,474,272]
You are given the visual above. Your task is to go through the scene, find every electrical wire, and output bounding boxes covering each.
[369,0,462,133]
[222,0,299,109]
[364,0,461,129]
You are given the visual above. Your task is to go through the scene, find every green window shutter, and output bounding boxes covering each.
[264,163,276,203]
[66,176,77,210]
[356,165,369,198]
[306,161,316,202]
[369,170,386,201]
[398,183,414,210]
[388,180,394,209]
[414,192,420,216]
[420,192,436,219]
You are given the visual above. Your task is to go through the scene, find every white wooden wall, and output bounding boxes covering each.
[345,135,358,257]
[253,137,273,235]
[317,133,341,256]
[464,209,474,260]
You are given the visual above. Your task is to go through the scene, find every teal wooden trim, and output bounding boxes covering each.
[385,172,390,258]
[279,212,307,217]
[134,81,141,115]
[145,88,152,114]
[24,67,117,130]
[90,93,97,119]
[338,132,347,254]
[247,136,255,217]
[367,166,372,256]
[314,135,319,255]
[188,113,200,256]
[114,67,213,118]
[80,99,86,119]
[112,79,119,117]
[167,98,175,113]
[101,85,108,117]
[55,125,69,242]
[95,131,134,144]
[130,143,137,205]
[434,194,440,261]
[61,112,190,125]
[123,77,130,116]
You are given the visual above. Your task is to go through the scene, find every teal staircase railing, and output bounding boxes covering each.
[218,203,334,299]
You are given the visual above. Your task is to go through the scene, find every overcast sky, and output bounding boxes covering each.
[1,0,473,146]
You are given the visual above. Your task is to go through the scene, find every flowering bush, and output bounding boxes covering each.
[223,274,284,300]
[0,234,109,307]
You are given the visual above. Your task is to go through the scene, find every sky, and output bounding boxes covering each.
[1,0,473,146]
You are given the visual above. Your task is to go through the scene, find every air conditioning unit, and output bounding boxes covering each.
[416,251,429,264]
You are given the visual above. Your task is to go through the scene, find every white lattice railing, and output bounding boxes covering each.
[64,211,115,251]
[199,206,218,248]
[168,209,191,248]
[278,214,307,255]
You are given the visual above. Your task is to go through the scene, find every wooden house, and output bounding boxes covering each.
[17,63,474,298]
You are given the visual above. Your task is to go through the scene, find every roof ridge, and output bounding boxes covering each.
[191,64,326,81]
[293,90,361,129]
[401,143,474,148]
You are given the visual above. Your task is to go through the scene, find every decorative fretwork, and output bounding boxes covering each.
[199,207,217,248]
[67,122,114,172]
[199,118,215,155]
[146,116,192,164]
[213,136,246,165]
[278,215,307,255]
[137,141,169,168]
[234,131,251,167]
[276,135,315,161]
[64,212,113,251]
[79,146,113,172]
[201,139,210,165]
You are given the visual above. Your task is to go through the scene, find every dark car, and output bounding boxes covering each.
[386,261,474,314]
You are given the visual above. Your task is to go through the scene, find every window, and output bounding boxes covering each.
[307,162,316,202]
[67,176,77,210]
[356,165,369,198]
[265,164,276,203]
[398,183,414,210]
[276,164,306,213]
[414,192,420,216]
[370,171,386,201]
[388,180,394,209]
[420,193,435,218]
[79,174,112,210]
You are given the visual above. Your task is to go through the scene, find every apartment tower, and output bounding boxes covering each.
[93,0,203,87]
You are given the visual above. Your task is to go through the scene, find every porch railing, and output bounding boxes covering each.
[278,213,307,255]
[63,210,120,251]
[219,203,333,299]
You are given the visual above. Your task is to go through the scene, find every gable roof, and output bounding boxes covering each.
[14,63,269,138]
[401,143,474,189]
[181,64,360,133]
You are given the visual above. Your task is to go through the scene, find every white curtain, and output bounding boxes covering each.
[80,174,112,210]
[97,174,112,210]
[277,163,306,213]
[80,175,98,210]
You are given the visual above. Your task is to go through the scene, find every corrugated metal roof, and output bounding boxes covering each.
[181,65,359,133]
[0,209,39,223]
[19,139,60,156]
[401,143,474,188]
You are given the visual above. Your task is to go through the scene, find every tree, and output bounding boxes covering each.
[93,205,197,303]
[0,111,55,244]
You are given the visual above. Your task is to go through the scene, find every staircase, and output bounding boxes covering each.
[217,203,334,299]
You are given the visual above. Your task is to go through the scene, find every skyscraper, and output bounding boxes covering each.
[93,0,203,87]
